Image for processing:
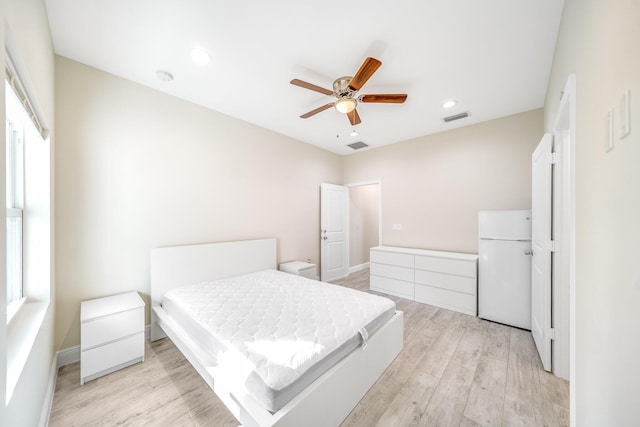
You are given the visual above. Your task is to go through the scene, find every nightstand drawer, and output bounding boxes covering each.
[81,331,144,379]
[81,307,144,349]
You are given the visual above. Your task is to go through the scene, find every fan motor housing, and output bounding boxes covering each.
[333,76,356,97]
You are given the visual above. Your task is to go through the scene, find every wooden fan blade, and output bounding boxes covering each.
[348,57,382,92]
[290,79,334,96]
[347,109,361,126]
[359,94,408,103]
[300,103,334,118]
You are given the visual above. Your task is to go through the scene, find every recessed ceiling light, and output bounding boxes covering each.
[156,69,174,82]
[350,129,359,137]
[191,48,211,65]
[442,99,457,109]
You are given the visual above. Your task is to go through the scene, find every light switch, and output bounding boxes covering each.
[605,108,614,152]
[392,224,402,231]
[619,90,630,139]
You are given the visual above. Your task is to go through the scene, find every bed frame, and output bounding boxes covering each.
[150,238,403,427]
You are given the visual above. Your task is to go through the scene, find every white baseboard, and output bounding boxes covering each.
[38,354,58,427]
[43,324,153,425]
[349,262,370,274]
[57,345,80,367]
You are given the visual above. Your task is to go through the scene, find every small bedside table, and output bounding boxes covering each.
[80,291,145,385]
[279,261,317,280]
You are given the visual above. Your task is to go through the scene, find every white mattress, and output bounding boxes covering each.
[162,269,395,412]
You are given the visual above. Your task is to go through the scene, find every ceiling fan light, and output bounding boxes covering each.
[156,69,174,82]
[335,98,357,114]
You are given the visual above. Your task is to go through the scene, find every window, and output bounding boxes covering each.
[7,118,24,301]
[6,80,27,320]
[4,56,51,403]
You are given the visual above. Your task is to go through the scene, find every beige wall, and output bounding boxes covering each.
[1,0,56,425]
[349,184,379,266]
[544,0,640,424]
[343,109,542,254]
[55,56,342,349]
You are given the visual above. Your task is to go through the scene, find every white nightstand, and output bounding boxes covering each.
[279,261,317,280]
[80,291,145,385]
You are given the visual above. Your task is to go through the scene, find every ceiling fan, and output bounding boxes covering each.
[290,57,407,126]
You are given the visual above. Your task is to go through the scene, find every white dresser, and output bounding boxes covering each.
[80,291,145,385]
[370,246,478,316]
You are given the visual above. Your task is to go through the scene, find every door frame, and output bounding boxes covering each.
[320,180,382,281]
[345,179,382,249]
[552,74,576,425]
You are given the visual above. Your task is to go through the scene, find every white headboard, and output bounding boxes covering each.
[150,238,277,309]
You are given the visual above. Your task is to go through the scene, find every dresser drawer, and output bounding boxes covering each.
[81,307,144,350]
[414,270,477,295]
[414,255,476,278]
[414,284,476,316]
[81,332,144,379]
[370,250,414,268]
[370,275,414,300]
[370,262,414,282]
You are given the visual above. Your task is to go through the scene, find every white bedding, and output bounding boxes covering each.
[162,269,396,412]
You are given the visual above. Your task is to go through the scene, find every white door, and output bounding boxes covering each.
[478,239,532,330]
[531,134,553,371]
[320,183,349,281]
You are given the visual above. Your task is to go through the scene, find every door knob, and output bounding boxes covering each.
[323,236,328,240]
[524,250,533,255]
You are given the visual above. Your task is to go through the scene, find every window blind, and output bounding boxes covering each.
[5,55,47,139]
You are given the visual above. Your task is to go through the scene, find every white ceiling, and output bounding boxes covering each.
[45,0,564,156]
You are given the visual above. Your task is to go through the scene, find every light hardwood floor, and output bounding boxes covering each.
[49,269,569,426]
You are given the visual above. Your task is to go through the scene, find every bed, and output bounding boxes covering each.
[150,238,403,427]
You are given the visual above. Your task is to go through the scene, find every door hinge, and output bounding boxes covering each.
[545,328,557,340]
[549,153,559,164]
[547,240,557,252]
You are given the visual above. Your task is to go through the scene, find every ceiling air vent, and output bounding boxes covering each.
[347,141,369,150]
[443,111,470,123]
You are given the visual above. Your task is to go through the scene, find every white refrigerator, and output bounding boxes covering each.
[478,210,532,330]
